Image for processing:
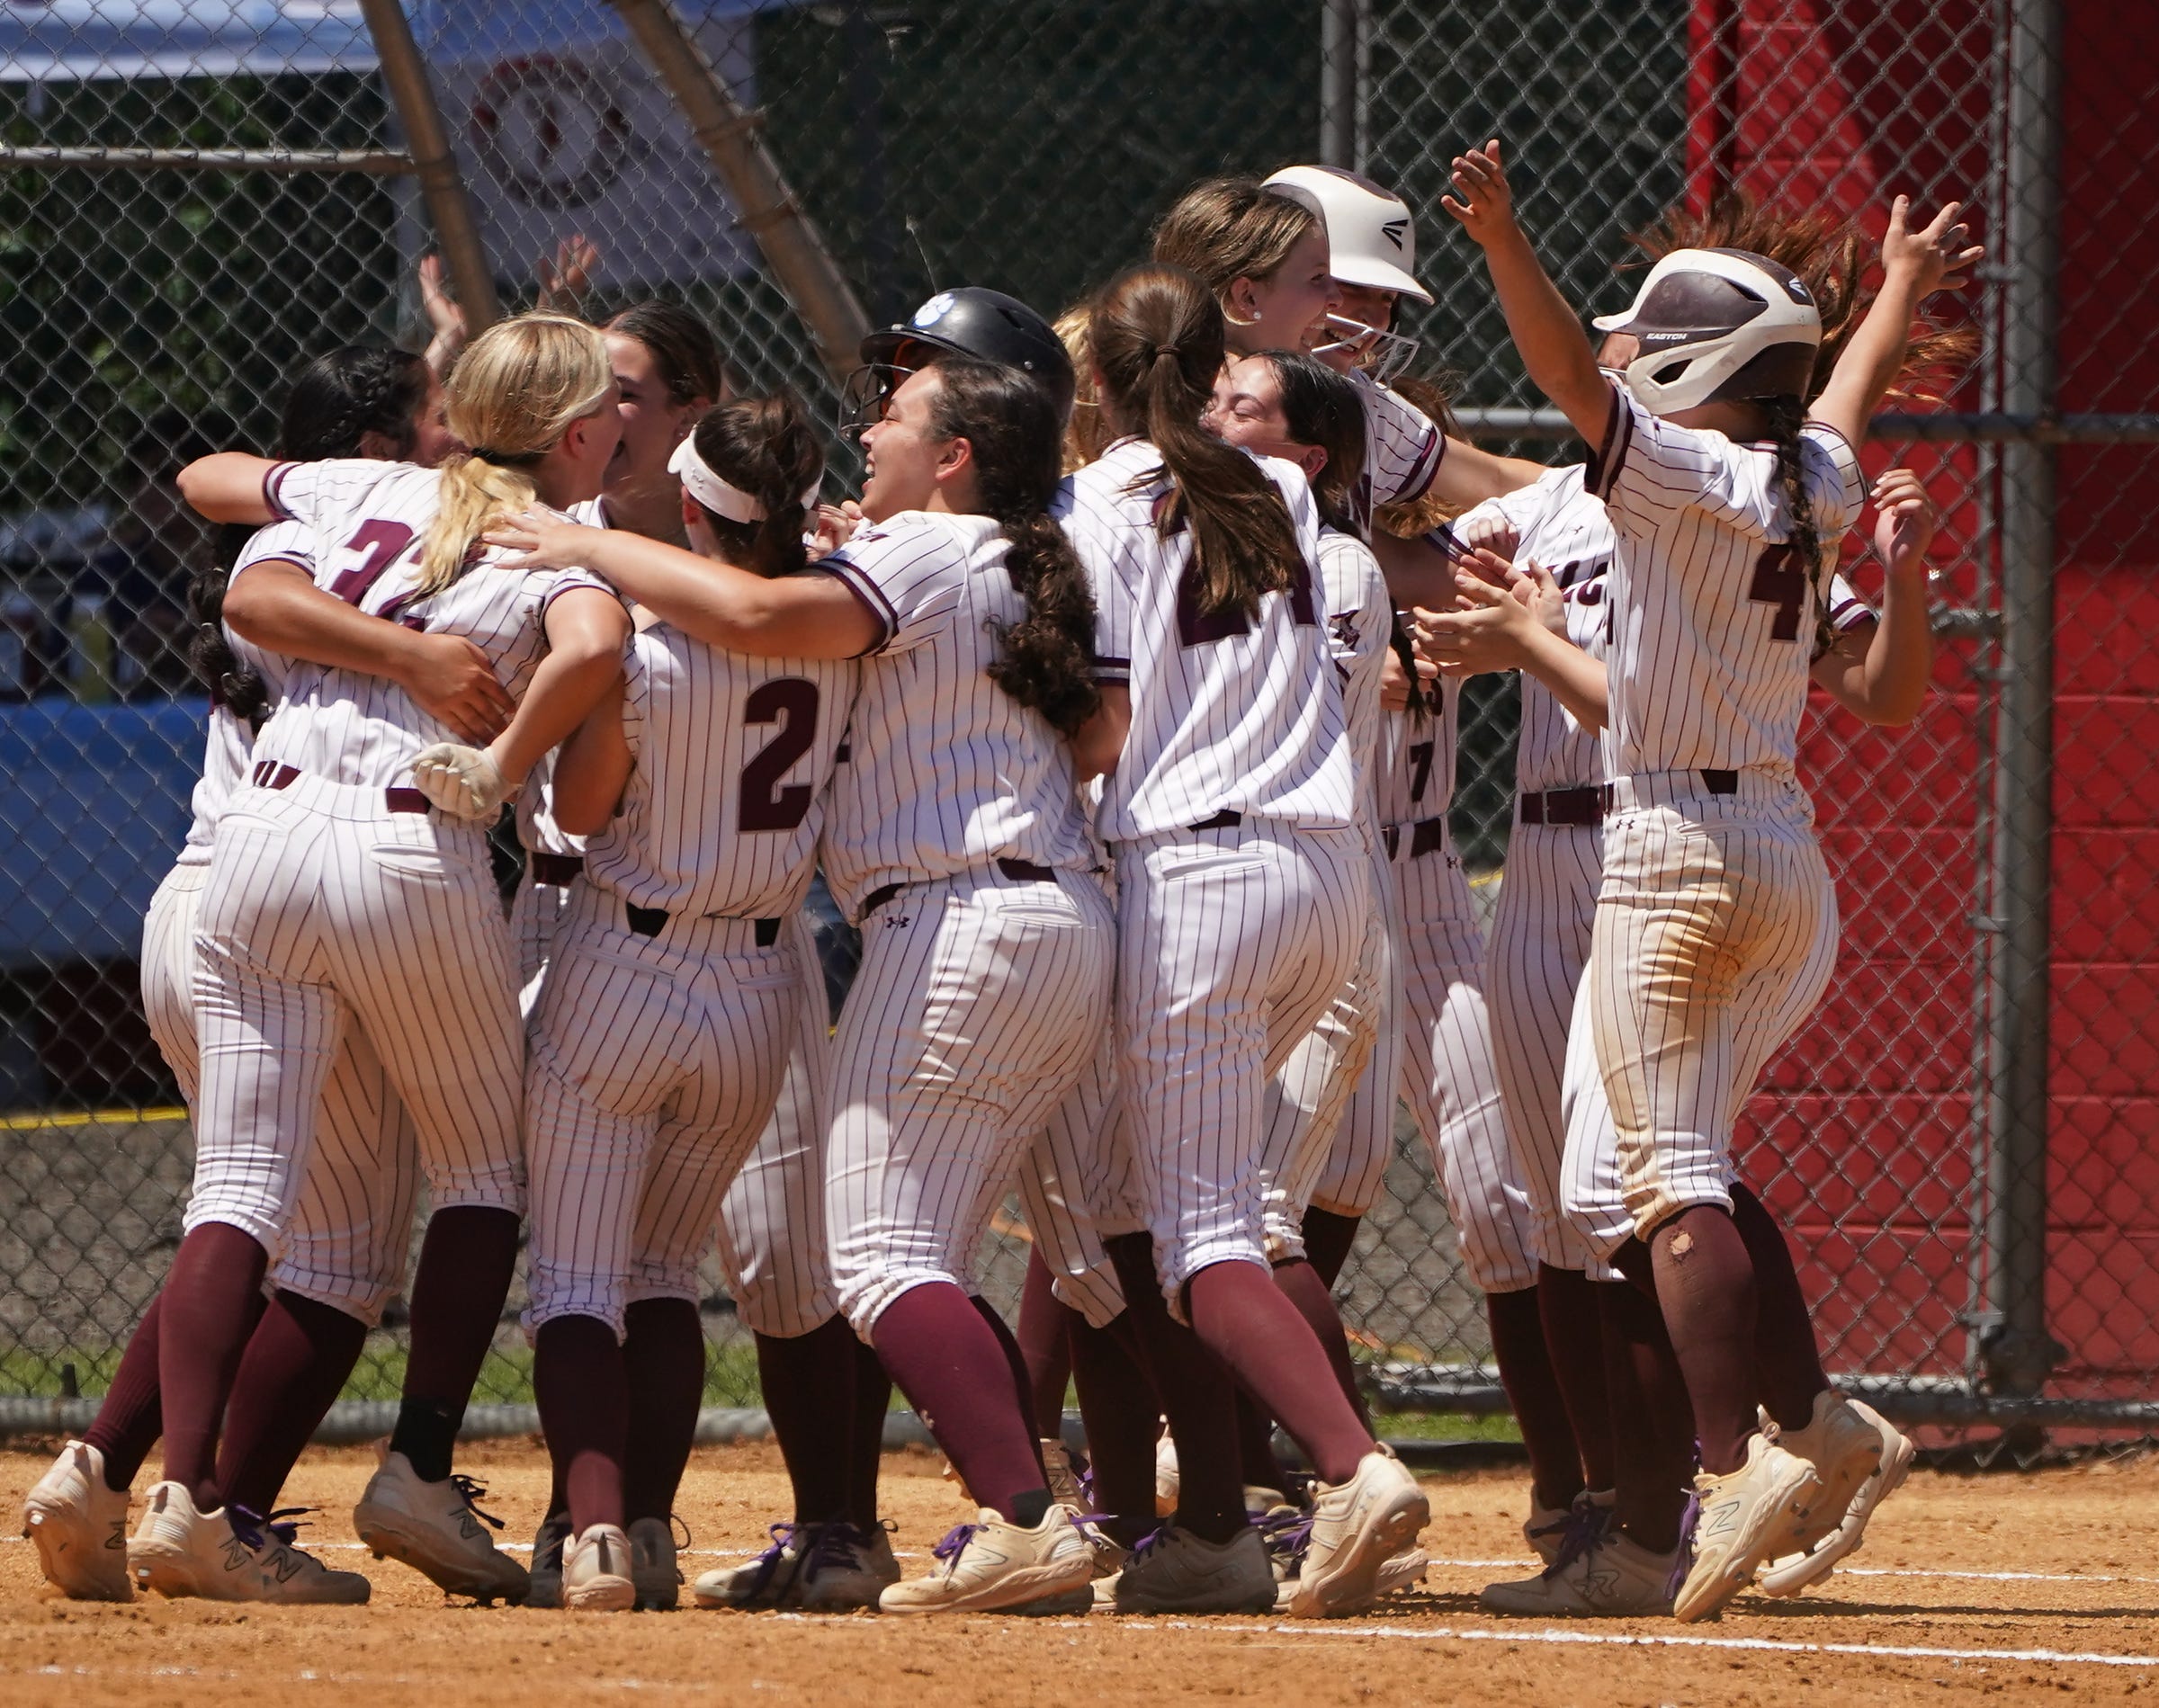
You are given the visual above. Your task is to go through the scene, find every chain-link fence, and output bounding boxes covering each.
[0,0,2150,1450]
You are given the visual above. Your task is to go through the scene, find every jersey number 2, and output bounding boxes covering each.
[1747,544,1806,642]
[739,678,820,832]
[327,521,417,607]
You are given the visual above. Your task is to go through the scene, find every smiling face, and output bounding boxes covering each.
[407,370,457,469]
[604,329,703,496]
[857,366,954,522]
[1225,227,1340,357]
[1205,353,1325,480]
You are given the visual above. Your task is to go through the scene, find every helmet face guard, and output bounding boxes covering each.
[838,338,939,438]
[1592,247,1822,416]
[1311,311,1420,384]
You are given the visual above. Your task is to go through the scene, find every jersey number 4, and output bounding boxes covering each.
[739,677,820,832]
[1747,543,1807,642]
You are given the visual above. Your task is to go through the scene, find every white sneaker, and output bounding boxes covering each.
[1480,1529,1679,1617]
[1290,1446,1429,1619]
[692,1521,812,1610]
[1760,1391,1886,1562]
[23,1440,131,1601]
[1523,1497,1572,1567]
[797,1520,901,1612]
[127,1482,267,1601]
[1525,1489,1614,1570]
[561,1523,635,1612]
[525,1509,572,1609]
[1375,1544,1429,1598]
[879,1507,1093,1615]
[1759,1399,1914,1596]
[1674,1433,1823,1623]
[238,1510,372,1605]
[352,1446,528,1604]
[1153,1433,1178,1516]
[627,1516,681,1611]
[1111,1523,1276,1615]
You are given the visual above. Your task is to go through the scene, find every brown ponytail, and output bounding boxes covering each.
[685,391,824,579]
[1092,264,1304,622]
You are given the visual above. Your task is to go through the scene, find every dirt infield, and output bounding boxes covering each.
[2,1441,2155,1706]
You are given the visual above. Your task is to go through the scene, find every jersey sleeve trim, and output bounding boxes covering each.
[1395,425,1445,505]
[816,558,897,656]
[263,461,300,520]
[1584,382,1631,500]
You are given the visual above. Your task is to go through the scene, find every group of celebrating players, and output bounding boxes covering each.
[20,138,1982,1627]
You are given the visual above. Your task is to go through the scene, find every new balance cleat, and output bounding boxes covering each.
[525,1508,572,1610]
[879,1507,1093,1615]
[1481,1528,1679,1617]
[128,1482,266,1601]
[1289,1445,1429,1619]
[1758,1399,1914,1597]
[23,1440,131,1601]
[627,1516,682,1611]
[1111,1523,1276,1615]
[352,1446,528,1604]
[561,1523,635,1612]
[1673,1433,1823,1623]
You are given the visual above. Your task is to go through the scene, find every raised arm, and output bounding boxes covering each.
[1443,140,1610,447]
[177,453,284,524]
[484,510,879,661]
[1807,198,1983,449]
[1809,469,1937,726]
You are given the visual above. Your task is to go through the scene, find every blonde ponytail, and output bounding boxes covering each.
[419,312,614,595]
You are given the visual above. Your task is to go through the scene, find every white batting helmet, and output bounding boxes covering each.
[1262,165,1434,305]
[1591,247,1822,416]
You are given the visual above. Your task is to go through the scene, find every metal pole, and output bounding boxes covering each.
[358,0,499,333]
[607,0,871,383]
[1979,0,2064,1408]
[0,147,416,175]
[1319,0,1354,167]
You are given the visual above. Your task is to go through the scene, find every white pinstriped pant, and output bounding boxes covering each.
[143,863,418,1325]
[1020,1037,1129,1328]
[524,882,803,1338]
[1485,819,1614,1275]
[1395,835,1540,1295]
[512,871,578,1023]
[189,774,525,1257]
[827,865,1114,1337]
[1259,833,1398,1257]
[1562,770,1838,1253]
[1111,819,1367,1302]
[1303,832,1407,1223]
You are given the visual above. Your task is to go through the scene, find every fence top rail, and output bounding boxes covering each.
[0,145,413,174]
[1453,407,2159,444]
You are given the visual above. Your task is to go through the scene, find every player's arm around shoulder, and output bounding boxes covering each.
[551,672,631,837]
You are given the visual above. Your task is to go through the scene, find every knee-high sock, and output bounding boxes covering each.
[1184,1258,1371,1487]
[391,1205,520,1484]
[871,1282,1049,1525]
[533,1315,627,1533]
[623,1298,705,1525]
[156,1222,270,1505]
[85,1293,168,1492]
[847,1334,891,1531]
[1648,1205,1759,1475]
[1071,1312,1166,1548]
[1535,1264,1617,1493]
[756,1317,860,1526]
[1728,1184,1831,1433]
[1017,1251,1078,1443]
[1272,1255,1369,1426]
[1300,1208,1362,1291]
[1595,1278,1696,1553]
[1103,1234,1244,1543]
[217,1290,367,1517]
[1486,1283,1586,1511]
[971,1292,1052,1486]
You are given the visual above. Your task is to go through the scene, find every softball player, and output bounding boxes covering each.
[1061,263,1424,1620]
[492,355,1110,1618]
[1447,136,1978,1618]
[25,347,485,1605]
[149,313,632,1605]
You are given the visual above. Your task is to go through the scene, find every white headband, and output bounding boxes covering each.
[669,435,824,524]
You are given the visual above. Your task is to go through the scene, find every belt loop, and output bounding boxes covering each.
[1702,768,1740,796]
[626,904,668,938]
[755,917,781,948]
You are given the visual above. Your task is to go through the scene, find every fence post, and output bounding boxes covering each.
[1980,0,2064,1408]
[607,0,871,383]
[358,0,499,333]
[1318,0,1369,170]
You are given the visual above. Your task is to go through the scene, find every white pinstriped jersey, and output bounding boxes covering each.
[515,495,609,862]
[817,509,1096,920]
[1061,436,1353,839]
[177,522,300,868]
[247,460,614,788]
[1316,527,1393,824]
[1353,371,1444,514]
[1587,381,1863,775]
[582,618,856,919]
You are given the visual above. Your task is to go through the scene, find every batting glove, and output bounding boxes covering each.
[411,742,512,820]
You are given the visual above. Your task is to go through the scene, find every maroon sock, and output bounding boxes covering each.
[1486,1283,1586,1510]
[1070,1312,1163,1546]
[1301,1208,1362,1290]
[390,1205,520,1482]
[1535,1265,1617,1492]
[85,1294,166,1491]
[847,1334,891,1529]
[1595,1278,1696,1553]
[755,1317,861,1525]
[622,1299,705,1525]
[533,1315,627,1532]
[1271,1256,1369,1427]
[970,1292,1051,1484]
[1103,1233,1244,1542]
[1233,1391,1291,1496]
[1728,1184,1831,1432]
[216,1290,367,1517]
[1184,1258,1371,1487]
[1016,1251,1078,1438]
[156,1223,271,1504]
[1648,1205,1759,1474]
[871,1282,1048,1525]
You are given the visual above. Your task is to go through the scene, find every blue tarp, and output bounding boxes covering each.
[0,699,201,968]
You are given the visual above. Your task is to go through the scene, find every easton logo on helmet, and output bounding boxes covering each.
[1382,218,1409,252]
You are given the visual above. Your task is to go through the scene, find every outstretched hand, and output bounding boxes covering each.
[417,254,468,378]
[1440,139,1518,246]
[1879,195,1984,298]
[483,508,604,574]
[537,234,602,315]
[1871,466,1939,577]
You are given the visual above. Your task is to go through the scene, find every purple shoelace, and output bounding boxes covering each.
[229,1504,311,1552]
[1664,1489,1703,1600]
[929,1522,980,1575]
[1539,1498,1612,1579]
[1258,1506,1312,1572]
[740,1522,805,1599]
